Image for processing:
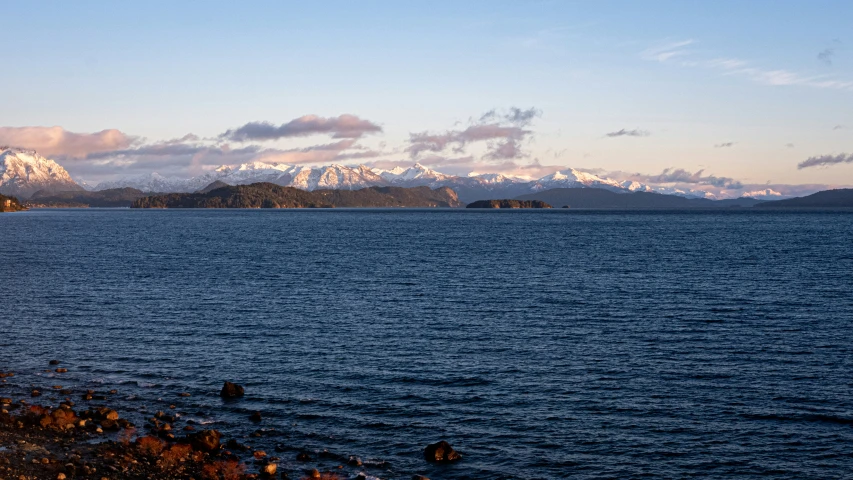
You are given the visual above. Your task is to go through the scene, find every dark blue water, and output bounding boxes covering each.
[1,209,852,479]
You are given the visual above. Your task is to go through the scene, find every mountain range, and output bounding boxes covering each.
[0,147,765,203]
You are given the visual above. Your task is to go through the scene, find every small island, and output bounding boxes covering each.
[0,194,26,212]
[466,199,552,209]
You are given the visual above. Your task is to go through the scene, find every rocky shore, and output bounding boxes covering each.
[0,364,460,480]
[0,194,26,212]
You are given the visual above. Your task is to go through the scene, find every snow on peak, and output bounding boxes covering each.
[0,147,82,198]
[741,188,783,199]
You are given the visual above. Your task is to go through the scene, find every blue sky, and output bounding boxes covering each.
[1,0,851,195]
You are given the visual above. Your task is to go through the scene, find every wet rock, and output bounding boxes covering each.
[49,360,61,365]
[100,419,119,431]
[348,455,363,466]
[250,411,262,422]
[0,398,11,405]
[306,469,320,479]
[296,452,312,462]
[55,368,68,373]
[31,390,41,397]
[179,392,191,397]
[226,438,250,452]
[412,476,430,480]
[260,462,277,476]
[423,440,462,463]
[220,381,245,399]
[191,429,222,452]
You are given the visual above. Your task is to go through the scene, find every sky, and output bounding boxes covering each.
[1,0,851,197]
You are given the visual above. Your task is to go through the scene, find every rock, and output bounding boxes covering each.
[55,368,68,373]
[49,360,61,365]
[191,429,222,452]
[423,441,462,463]
[296,452,312,462]
[0,398,11,405]
[57,474,67,480]
[220,381,245,399]
[179,392,191,397]
[412,476,430,480]
[250,411,262,422]
[348,456,363,466]
[261,463,277,476]
[31,390,41,397]
[100,420,119,430]
[306,469,320,479]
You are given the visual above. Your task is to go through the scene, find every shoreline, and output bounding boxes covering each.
[0,363,448,480]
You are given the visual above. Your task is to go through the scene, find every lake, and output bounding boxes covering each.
[1,209,852,479]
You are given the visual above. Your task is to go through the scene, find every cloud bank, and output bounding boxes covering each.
[407,107,540,160]
[0,126,135,157]
[605,129,650,138]
[798,153,853,169]
[220,114,382,142]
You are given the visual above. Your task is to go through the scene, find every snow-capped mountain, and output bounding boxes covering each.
[532,168,625,191]
[0,147,83,199]
[741,188,783,200]
[89,160,720,202]
[377,163,454,186]
[93,163,389,193]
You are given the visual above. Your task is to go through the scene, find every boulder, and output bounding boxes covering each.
[423,441,462,463]
[191,429,222,452]
[260,462,277,476]
[220,382,245,399]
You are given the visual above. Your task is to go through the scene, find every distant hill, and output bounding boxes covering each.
[755,188,853,208]
[0,193,25,212]
[195,180,230,193]
[132,183,463,208]
[515,188,765,209]
[27,188,148,208]
[467,199,552,209]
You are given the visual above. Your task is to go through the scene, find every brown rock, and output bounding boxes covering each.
[260,463,277,476]
[423,441,462,463]
[49,360,61,365]
[55,368,68,373]
[250,411,262,422]
[191,429,222,452]
[220,381,245,399]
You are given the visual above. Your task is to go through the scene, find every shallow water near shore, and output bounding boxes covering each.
[2,208,853,479]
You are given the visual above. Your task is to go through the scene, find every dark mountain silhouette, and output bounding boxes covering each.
[27,188,149,208]
[515,188,765,208]
[132,183,463,208]
[755,188,853,208]
[195,180,230,193]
